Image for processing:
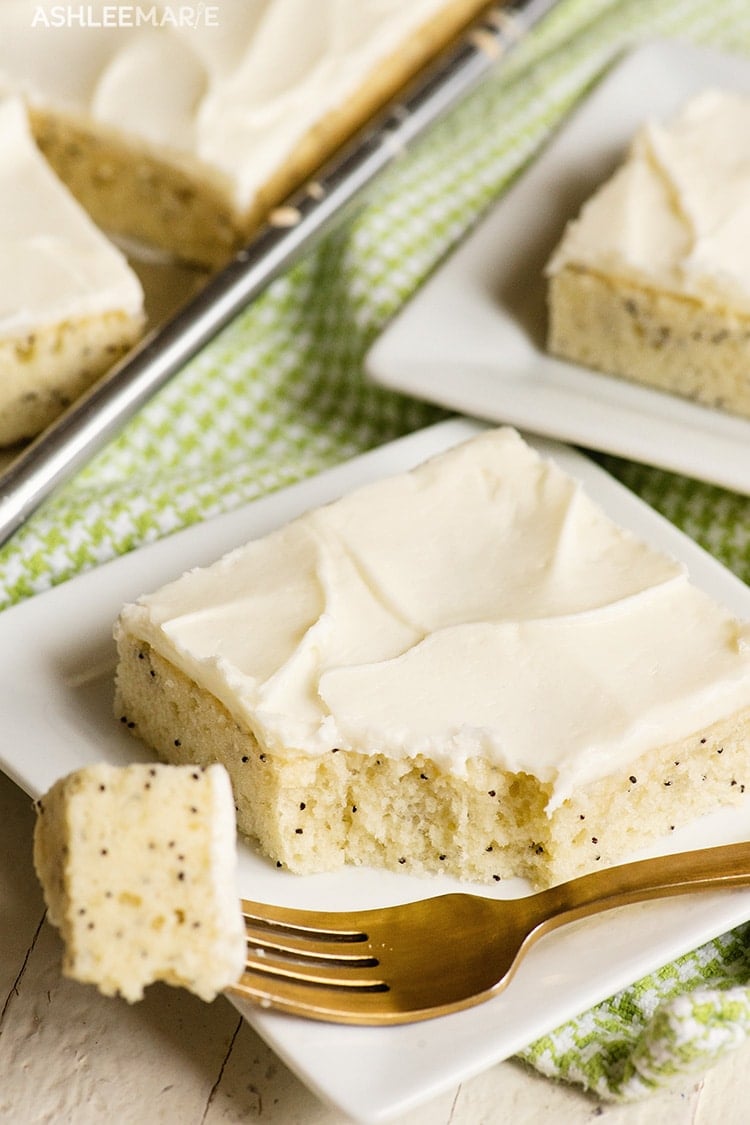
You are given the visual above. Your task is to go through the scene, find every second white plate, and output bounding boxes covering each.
[366,39,750,496]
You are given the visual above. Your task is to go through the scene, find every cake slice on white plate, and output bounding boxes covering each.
[114,427,750,889]
[33,762,246,1002]
[546,89,750,419]
[0,95,144,444]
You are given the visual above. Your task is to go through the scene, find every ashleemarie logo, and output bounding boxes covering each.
[31,4,220,28]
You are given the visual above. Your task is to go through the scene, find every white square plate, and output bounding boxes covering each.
[3,418,750,1122]
[366,40,750,497]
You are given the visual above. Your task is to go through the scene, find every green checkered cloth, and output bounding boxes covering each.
[6,0,750,1100]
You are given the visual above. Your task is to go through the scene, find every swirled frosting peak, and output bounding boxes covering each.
[118,429,750,809]
[0,95,143,336]
[546,89,750,311]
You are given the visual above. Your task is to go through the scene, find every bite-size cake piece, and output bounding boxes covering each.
[114,428,750,889]
[546,89,750,419]
[33,762,246,1002]
[0,95,143,445]
[0,0,489,267]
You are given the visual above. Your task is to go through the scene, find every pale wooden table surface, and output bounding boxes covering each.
[2,766,748,1124]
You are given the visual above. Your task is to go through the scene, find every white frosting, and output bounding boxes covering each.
[118,429,750,810]
[0,0,467,211]
[0,96,143,337]
[546,89,750,311]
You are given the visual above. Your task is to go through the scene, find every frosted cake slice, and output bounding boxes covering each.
[114,428,750,889]
[0,96,143,445]
[0,0,490,267]
[33,763,246,1002]
[546,89,750,419]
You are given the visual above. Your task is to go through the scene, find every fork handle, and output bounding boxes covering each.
[535,840,750,931]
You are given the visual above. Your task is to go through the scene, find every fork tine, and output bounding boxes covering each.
[241,898,368,942]
[244,951,387,990]
[231,970,399,1024]
[246,930,379,966]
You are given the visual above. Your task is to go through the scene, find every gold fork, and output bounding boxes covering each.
[229,841,750,1025]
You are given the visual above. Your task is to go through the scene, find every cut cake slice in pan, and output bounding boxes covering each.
[0,95,144,444]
